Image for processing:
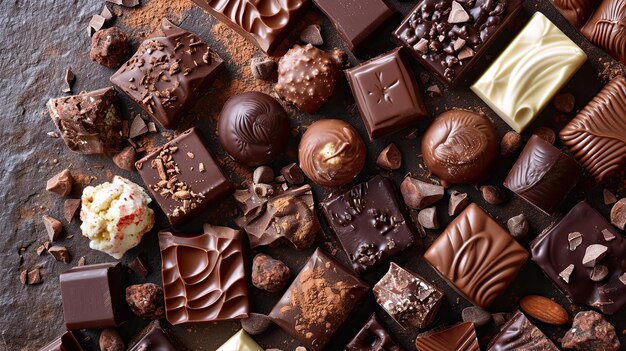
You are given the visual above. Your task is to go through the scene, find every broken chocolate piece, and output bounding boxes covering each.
[568,232,583,251]
[561,311,620,351]
[46,169,73,197]
[602,229,616,242]
[300,24,323,46]
[400,177,444,209]
[100,329,124,351]
[49,246,70,263]
[448,191,468,216]
[507,214,529,239]
[127,257,148,277]
[559,264,575,283]
[448,1,470,23]
[125,283,165,320]
[63,199,81,223]
[28,268,42,285]
[251,253,291,293]
[610,198,626,230]
[582,244,608,267]
[129,116,148,139]
[280,163,304,185]
[91,27,130,69]
[604,189,618,205]
[250,58,276,80]
[43,215,63,241]
[253,166,274,184]
[113,146,137,171]
[63,67,75,93]
[418,207,439,229]
[376,143,402,170]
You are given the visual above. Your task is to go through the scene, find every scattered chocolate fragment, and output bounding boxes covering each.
[253,166,274,184]
[376,143,402,170]
[568,232,583,251]
[241,313,273,336]
[590,265,609,281]
[602,229,616,242]
[507,214,529,239]
[462,306,492,327]
[559,264,575,283]
[101,5,113,21]
[112,146,136,171]
[582,244,608,267]
[418,207,439,229]
[19,270,27,285]
[561,311,620,351]
[500,131,522,157]
[426,84,442,97]
[63,199,81,223]
[127,256,148,277]
[62,67,75,93]
[448,1,470,23]
[125,283,165,320]
[49,246,70,263]
[106,0,139,7]
[300,24,323,46]
[91,27,130,69]
[532,126,556,144]
[46,169,73,196]
[129,115,148,139]
[99,328,124,351]
[88,15,106,36]
[280,163,304,185]
[603,189,618,205]
[250,57,276,80]
[42,215,63,241]
[28,268,42,285]
[36,245,46,256]
[77,256,86,266]
[400,177,444,210]
[251,253,291,293]
[492,312,512,326]
[610,198,626,230]
[448,191,468,216]
[480,185,506,205]
[553,93,575,113]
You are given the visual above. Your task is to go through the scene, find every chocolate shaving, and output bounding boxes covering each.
[448,1,470,23]
[590,265,609,282]
[582,244,608,267]
[559,264,575,283]
[602,229,616,242]
[568,232,583,251]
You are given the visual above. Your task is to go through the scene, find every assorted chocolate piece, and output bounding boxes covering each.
[424,203,529,308]
[125,283,165,320]
[135,127,233,227]
[218,92,290,167]
[414,322,479,351]
[47,87,123,154]
[268,248,369,351]
[504,135,581,215]
[472,12,587,133]
[393,0,523,86]
[158,226,249,324]
[251,253,291,293]
[373,263,444,329]
[486,310,559,351]
[345,48,429,139]
[321,176,416,274]
[39,332,84,351]
[127,320,177,351]
[345,313,405,351]
[531,201,626,315]
[400,177,444,210]
[561,310,621,351]
[46,169,73,197]
[298,119,366,187]
[216,329,263,351]
[560,75,626,182]
[421,109,499,186]
[60,262,130,330]
[90,27,129,68]
[110,19,223,129]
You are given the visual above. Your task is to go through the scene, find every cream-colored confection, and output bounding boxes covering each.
[471,12,586,133]
[216,330,263,351]
[80,175,154,259]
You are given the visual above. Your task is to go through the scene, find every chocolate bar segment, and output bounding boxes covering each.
[345,313,405,351]
[320,175,416,274]
[39,332,83,351]
[111,19,223,129]
[268,248,369,351]
[531,201,626,315]
[424,203,528,308]
[560,75,626,183]
[415,322,479,351]
[487,311,559,351]
[345,48,428,140]
[128,320,177,351]
[159,226,249,325]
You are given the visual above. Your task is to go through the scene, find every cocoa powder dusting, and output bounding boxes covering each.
[121,0,194,32]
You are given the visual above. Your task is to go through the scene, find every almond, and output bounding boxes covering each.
[520,295,569,325]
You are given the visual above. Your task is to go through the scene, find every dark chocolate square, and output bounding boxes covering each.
[424,203,528,308]
[531,202,626,315]
[320,175,416,274]
[135,127,233,227]
[415,322,479,351]
[60,262,130,330]
[268,248,369,351]
[345,313,405,351]
[128,320,177,351]
[345,48,428,139]
[39,332,83,351]
[487,310,559,351]
[504,135,581,215]
[110,19,223,129]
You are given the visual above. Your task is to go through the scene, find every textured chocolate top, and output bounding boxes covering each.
[424,203,529,308]
[47,87,123,154]
[422,110,499,186]
[551,0,600,27]
[531,201,626,315]
[268,248,369,351]
[158,226,249,324]
[345,48,428,140]
[39,332,83,351]
[414,322,479,351]
[345,313,406,351]
[111,19,223,129]
[128,320,177,351]
[560,75,626,183]
[487,311,559,351]
[504,135,581,215]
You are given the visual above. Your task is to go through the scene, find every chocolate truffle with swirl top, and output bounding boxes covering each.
[218,92,290,167]
[298,119,366,187]
[422,110,498,186]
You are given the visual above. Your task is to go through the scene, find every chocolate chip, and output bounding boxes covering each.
[448,1,470,23]
[129,115,148,139]
[553,93,575,113]
[500,131,522,157]
[610,198,626,230]
[42,215,63,241]
[448,191,468,216]
[113,146,137,171]
[300,24,323,46]
[27,268,42,285]
[251,57,276,80]
[252,253,291,293]
[568,232,583,251]
[62,67,75,93]
[603,189,617,206]
[532,127,556,144]
[418,207,439,229]
[241,313,273,335]
[280,163,305,185]
[480,185,506,205]
[582,244,608,267]
[458,47,474,60]
[400,177,444,209]
[426,84,442,97]
[48,246,70,264]
[63,199,81,223]
[128,256,148,277]
[507,214,529,239]
[590,265,609,282]
[462,306,492,327]
[559,264,575,283]
[376,143,402,170]
[99,328,124,351]
[46,169,73,197]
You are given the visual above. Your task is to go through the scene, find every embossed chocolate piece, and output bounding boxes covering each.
[393,0,523,85]
[581,0,626,64]
[128,320,177,351]
[40,332,84,351]
[374,263,444,329]
[298,119,366,187]
[424,203,529,308]
[190,0,307,54]
[218,92,290,167]
[415,322,479,351]
[551,0,600,27]
[345,48,428,139]
[422,110,499,186]
[472,12,587,133]
[158,226,249,324]
[268,248,369,351]
[487,310,559,351]
[560,76,626,182]
[346,314,405,351]
[531,201,626,314]
[504,135,580,215]
[320,176,416,274]
[111,19,223,129]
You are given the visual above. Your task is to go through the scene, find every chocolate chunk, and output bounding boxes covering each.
[46,169,73,196]
[426,84,442,97]
[610,198,626,230]
[416,322,479,351]
[500,131,522,157]
[250,57,276,80]
[561,311,620,351]
[400,177,444,210]
[129,115,148,139]
[42,215,63,241]
[532,126,556,144]
[90,27,129,69]
[462,306,492,327]
[568,232,583,251]
[602,228,616,241]
[62,67,75,93]
[101,5,113,21]
[553,93,575,113]
[559,264,575,283]
[39,332,84,351]
[112,146,136,171]
[251,253,291,293]
[507,214,529,239]
[299,24,323,46]
[241,313,273,335]
[280,163,304,185]
[603,189,618,205]
[448,1,470,23]
[63,199,81,223]
[345,314,404,351]
[99,329,124,351]
[27,268,42,285]
[418,207,439,229]
[77,256,86,266]
[253,166,274,184]
[487,311,559,350]
[127,257,148,277]
[448,191,468,216]
[376,143,402,170]
[19,270,27,285]
[88,15,106,36]
[590,265,609,281]
[480,185,507,205]
[49,246,70,263]
[582,244,608,267]
[125,283,165,320]
[127,320,177,351]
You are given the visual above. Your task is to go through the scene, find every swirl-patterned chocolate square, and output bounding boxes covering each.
[486,311,559,351]
[424,203,528,308]
[345,48,428,140]
[158,226,249,325]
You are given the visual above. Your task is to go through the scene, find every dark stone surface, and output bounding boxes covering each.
[1,0,625,350]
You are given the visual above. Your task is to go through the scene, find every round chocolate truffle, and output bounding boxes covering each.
[298,119,366,187]
[90,27,130,69]
[422,110,498,186]
[218,92,290,167]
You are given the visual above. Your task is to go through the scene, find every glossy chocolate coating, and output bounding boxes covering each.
[531,202,626,315]
[422,110,499,186]
[345,48,429,140]
[320,176,416,274]
[560,75,626,182]
[504,135,580,215]
[345,313,405,351]
[299,119,366,187]
[218,92,290,167]
[158,226,249,325]
[39,332,83,351]
[111,19,223,129]
[487,311,559,351]
[424,203,528,308]
[414,322,479,351]
[128,320,177,351]
[551,0,600,27]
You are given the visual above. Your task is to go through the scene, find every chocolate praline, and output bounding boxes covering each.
[218,92,290,167]
[298,119,366,187]
[421,110,498,186]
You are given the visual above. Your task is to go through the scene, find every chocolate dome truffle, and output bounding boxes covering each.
[275,44,342,114]
[298,119,366,187]
[218,92,290,167]
[422,110,498,186]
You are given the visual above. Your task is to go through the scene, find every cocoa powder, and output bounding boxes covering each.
[121,0,194,32]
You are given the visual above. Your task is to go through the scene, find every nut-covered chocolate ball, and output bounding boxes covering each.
[421,110,498,186]
[298,119,366,187]
[218,92,290,167]
[90,27,130,69]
